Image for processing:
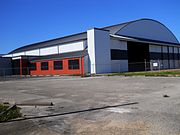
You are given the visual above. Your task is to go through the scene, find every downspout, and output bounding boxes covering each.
[81,46,88,77]
[20,57,23,77]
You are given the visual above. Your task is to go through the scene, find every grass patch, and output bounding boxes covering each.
[0,104,21,122]
[107,70,180,77]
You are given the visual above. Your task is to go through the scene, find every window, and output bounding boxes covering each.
[111,49,128,60]
[54,61,63,70]
[30,63,36,70]
[68,59,79,69]
[41,62,49,70]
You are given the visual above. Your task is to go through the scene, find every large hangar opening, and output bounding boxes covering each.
[128,41,150,72]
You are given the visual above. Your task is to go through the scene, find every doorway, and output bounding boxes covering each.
[128,41,150,72]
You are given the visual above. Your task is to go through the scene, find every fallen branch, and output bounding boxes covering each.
[0,102,138,124]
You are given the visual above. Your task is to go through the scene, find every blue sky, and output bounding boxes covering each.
[0,0,180,54]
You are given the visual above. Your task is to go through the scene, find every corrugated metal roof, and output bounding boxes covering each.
[10,32,87,54]
[110,34,180,46]
[9,20,135,54]
[102,21,132,34]
[9,18,179,54]
[30,50,87,62]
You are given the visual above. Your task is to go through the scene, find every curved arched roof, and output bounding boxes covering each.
[9,18,179,54]
[103,18,179,44]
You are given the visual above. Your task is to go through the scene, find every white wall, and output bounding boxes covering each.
[87,30,96,74]
[110,39,128,72]
[110,39,127,50]
[3,40,86,57]
[40,46,58,56]
[59,41,84,54]
[12,52,25,57]
[2,54,13,57]
[25,49,40,56]
[87,29,111,74]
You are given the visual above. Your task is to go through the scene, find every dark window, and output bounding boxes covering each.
[169,53,174,60]
[149,52,162,60]
[162,53,168,60]
[30,63,36,70]
[174,53,179,60]
[68,59,79,69]
[54,61,63,70]
[111,49,128,60]
[41,62,49,70]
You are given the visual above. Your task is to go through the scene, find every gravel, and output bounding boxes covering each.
[0,76,179,135]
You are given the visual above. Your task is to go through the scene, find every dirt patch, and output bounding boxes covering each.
[28,127,63,135]
[71,118,149,135]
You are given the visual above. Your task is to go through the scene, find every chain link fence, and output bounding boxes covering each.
[0,64,83,77]
[88,60,180,74]
[0,67,31,77]
[0,60,180,77]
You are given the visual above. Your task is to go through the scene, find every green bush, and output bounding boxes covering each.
[0,104,21,122]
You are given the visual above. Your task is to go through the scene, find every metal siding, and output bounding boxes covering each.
[59,41,84,54]
[40,46,58,56]
[26,49,40,56]
[12,52,25,57]
[163,60,169,69]
[149,44,161,52]
[87,29,111,74]
[10,32,87,54]
[110,39,127,50]
[116,19,179,43]
[111,60,128,72]
[162,46,168,53]
[2,54,13,57]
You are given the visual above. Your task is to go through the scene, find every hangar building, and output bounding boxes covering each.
[1,18,180,76]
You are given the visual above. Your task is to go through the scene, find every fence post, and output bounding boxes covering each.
[144,59,147,71]
[80,57,84,77]
[27,67,29,76]
[119,63,121,73]
[158,59,161,70]
[3,68,5,77]
[150,60,152,71]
